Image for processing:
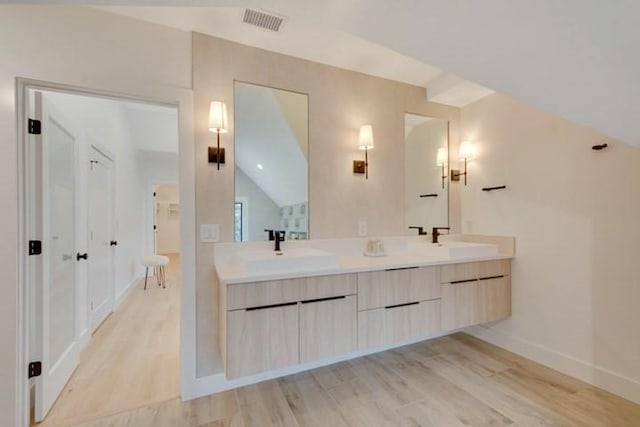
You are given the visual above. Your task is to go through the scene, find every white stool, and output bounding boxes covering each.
[141,255,170,290]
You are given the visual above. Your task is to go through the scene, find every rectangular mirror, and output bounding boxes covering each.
[234,81,309,242]
[404,113,449,233]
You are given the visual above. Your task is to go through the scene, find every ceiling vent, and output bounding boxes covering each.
[243,9,285,32]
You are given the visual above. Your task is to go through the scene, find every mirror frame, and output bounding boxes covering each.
[232,80,311,242]
[403,111,450,232]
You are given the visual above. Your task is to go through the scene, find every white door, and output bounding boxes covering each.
[88,148,114,332]
[32,91,81,422]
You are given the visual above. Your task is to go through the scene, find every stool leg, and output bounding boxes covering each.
[144,267,149,290]
[157,266,161,287]
[162,266,167,288]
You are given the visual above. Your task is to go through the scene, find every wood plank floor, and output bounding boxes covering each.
[73,332,640,427]
[37,254,181,427]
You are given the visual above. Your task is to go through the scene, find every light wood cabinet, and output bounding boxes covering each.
[300,295,357,363]
[441,260,511,331]
[222,259,511,380]
[442,281,478,330]
[358,300,441,350]
[227,302,299,379]
[358,266,440,311]
[477,276,511,323]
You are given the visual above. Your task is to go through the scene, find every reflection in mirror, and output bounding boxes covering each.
[404,114,449,233]
[234,81,309,242]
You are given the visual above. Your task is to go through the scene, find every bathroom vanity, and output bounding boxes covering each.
[215,236,514,381]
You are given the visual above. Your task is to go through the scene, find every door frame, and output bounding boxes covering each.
[148,181,179,257]
[87,145,116,333]
[16,78,196,427]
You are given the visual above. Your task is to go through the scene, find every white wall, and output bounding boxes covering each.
[0,6,193,426]
[44,93,148,305]
[155,184,181,254]
[235,167,280,241]
[460,93,640,403]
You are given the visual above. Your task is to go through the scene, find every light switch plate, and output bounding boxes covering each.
[200,224,219,243]
[358,221,368,237]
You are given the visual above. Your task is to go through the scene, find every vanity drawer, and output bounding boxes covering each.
[440,262,479,284]
[227,302,299,379]
[478,260,511,279]
[357,266,440,311]
[440,260,510,284]
[299,274,357,301]
[226,278,301,311]
[358,299,441,350]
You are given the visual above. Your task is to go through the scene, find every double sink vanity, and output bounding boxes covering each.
[215,236,514,381]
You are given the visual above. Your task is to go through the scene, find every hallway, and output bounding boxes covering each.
[37,254,181,426]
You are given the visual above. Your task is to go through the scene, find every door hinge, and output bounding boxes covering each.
[28,119,41,135]
[29,361,42,378]
[28,240,42,255]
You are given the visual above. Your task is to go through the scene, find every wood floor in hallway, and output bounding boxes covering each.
[74,332,640,427]
[37,254,180,427]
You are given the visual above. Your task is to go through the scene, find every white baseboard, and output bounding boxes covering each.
[466,324,640,404]
[114,275,142,309]
[181,330,451,401]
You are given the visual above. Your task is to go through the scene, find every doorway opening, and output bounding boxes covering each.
[24,87,181,426]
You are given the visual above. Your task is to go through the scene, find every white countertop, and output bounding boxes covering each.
[216,253,513,285]
[214,235,515,285]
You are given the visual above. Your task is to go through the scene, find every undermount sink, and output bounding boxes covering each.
[235,247,339,275]
[410,241,499,259]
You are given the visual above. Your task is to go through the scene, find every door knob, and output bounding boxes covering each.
[76,253,88,261]
[110,240,118,246]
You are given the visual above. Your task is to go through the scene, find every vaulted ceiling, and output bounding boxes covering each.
[87,1,640,146]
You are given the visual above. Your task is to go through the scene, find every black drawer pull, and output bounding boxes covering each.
[385,301,419,310]
[385,266,419,272]
[301,295,346,304]
[450,278,477,284]
[479,275,505,281]
[246,301,298,311]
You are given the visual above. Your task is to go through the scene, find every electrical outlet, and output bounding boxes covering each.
[358,221,368,237]
[200,224,219,243]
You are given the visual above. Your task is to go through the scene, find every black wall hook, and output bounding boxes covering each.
[482,185,507,192]
[592,143,608,151]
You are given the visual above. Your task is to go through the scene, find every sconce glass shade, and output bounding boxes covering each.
[208,101,228,133]
[436,147,448,166]
[358,124,374,150]
[459,141,475,160]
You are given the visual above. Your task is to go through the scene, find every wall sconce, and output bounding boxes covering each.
[451,141,474,185]
[353,124,374,179]
[436,147,448,189]
[208,101,228,170]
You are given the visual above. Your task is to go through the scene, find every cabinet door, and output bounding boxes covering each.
[358,300,441,350]
[442,281,478,331]
[227,303,299,379]
[477,277,511,323]
[300,295,357,363]
[358,266,440,311]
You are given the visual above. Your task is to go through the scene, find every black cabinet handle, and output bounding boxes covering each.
[76,253,88,261]
[385,301,419,310]
[246,301,297,311]
[110,240,118,246]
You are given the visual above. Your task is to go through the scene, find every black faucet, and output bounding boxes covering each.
[408,226,427,235]
[274,230,285,252]
[264,229,275,241]
[431,227,450,244]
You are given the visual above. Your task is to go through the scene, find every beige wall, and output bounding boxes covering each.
[192,33,460,376]
[461,93,640,403]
